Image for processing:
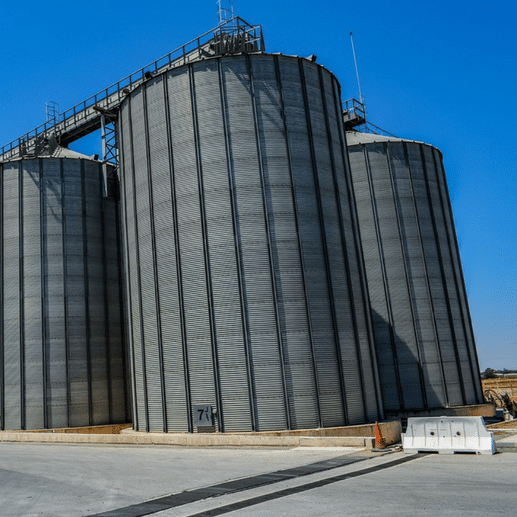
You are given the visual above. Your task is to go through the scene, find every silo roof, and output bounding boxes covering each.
[0,146,98,163]
[346,130,428,147]
[51,146,94,159]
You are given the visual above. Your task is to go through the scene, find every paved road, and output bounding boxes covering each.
[0,443,515,516]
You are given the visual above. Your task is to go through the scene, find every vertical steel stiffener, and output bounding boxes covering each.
[119,54,383,432]
[0,157,128,430]
[347,134,483,412]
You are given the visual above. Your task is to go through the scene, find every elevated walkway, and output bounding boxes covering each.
[0,17,264,162]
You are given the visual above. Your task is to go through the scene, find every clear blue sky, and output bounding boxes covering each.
[1,1,515,370]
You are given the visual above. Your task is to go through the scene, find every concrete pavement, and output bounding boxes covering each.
[1,442,516,517]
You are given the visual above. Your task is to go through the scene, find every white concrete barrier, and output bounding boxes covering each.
[402,416,495,455]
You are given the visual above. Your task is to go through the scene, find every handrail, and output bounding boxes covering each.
[1,17,264,160]
[342,98,365,117]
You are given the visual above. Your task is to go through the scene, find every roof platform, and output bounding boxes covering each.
[343,98,366,129]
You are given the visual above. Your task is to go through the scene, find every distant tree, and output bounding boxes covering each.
[481,368,497,379]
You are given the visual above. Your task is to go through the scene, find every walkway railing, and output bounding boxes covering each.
[0,17,264,161]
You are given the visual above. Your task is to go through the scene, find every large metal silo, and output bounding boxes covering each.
[0,155,128,430]
[119,53,383,432]
[346,131,483,412]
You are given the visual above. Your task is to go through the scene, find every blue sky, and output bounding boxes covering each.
[1,1,515,370]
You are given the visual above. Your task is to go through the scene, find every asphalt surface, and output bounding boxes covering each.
[0,443,515,516]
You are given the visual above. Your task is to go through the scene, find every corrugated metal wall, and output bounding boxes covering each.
[0,157,128,430]
[119,54,383,432]
[347,136,483,412]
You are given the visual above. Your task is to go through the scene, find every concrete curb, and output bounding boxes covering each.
[387,403,496,420]
[0,430,375,448]
[494,431,517,453]
[0,420,402,448]
[495,442,517,453]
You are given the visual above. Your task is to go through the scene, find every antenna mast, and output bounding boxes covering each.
[349,31,364,105]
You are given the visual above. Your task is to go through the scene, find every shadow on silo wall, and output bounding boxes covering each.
[371,308,482,413]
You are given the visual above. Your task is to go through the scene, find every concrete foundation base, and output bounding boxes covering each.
[0,420,402,448]
[386,403,496,420]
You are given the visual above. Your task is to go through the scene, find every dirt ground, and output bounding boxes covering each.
[482,377,517,427]
[482,377,517,401]
[487,419,517,430]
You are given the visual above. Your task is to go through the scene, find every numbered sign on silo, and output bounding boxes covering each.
[193,405,213,427]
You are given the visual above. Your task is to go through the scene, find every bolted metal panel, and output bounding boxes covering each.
[42,158,67,428]
[104,196,127,423]
[3,162,22,430]
[83,159,110,426]
[277,57,331,429]
[64,159,89,427]
[406,143,465,405]
[120,54,383,433]
[150,74,190,433]
[423,146,479,404]
[194,59,253,432]
[347,135,483,412]
[132,85,164,433]
[297,59,345,428]
[431,148,483,404]
[0,157,128,430]
[119,99,147,431]
[387,143,445,407]
[324,71,380,424]
[23,159,45,429]
[253,56,319,431]
[168,66,219,431]
[222,55,288,432]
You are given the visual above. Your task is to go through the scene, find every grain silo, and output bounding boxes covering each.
[346,131,483,412]
[0,151,128,430]
[118,53,384,432]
